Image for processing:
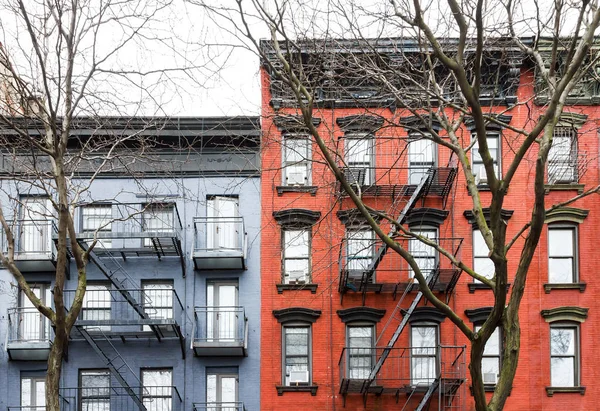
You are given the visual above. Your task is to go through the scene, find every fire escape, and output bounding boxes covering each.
[59,203,185,410]
[337,156,467,410]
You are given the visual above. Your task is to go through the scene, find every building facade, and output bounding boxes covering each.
[0,117,261,410]
[259,39,600,411]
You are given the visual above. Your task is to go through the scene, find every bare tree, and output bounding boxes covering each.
[0,1,221,409]
[197,0,600,410]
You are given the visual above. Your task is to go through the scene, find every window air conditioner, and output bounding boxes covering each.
[475,165,488,185]
[483,372,498,385]
[286,169,307,186]
[289,370,310,385]
[286,270,307,284]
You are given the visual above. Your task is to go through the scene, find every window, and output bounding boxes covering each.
[283,326,311,385]
[81,204,112,248]
[473,230,494,283]
[548,127,578,184]
[142,281,173,331]
[346,229,374,281]
[408,136,436,184]
[345,135,374,185]
[19,286,51,342]
[472,133,500,183]
[207,281,238,341]
[142,368,172,411]
[346,325,374,379]
[82,284,111,331]
[207,371,238,410]
[206,196,240,250]
[283,135,311,186]
[80,370,110,411]
[18,196,51,254]
[282,230,310,284]
[548,226,577,283]
[475,326,501,385]
[21,375,45,409]
[409,228,438,280]
[143,203,174,246]
[550,324,579,387]
[411,324,438,385]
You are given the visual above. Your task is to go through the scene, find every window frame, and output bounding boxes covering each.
[20,374,46,408]
[141,280,174,331]
[281,228,311,284]
[81,282,112,331]
[345,324,375,379]
[474,325,502,386]
[549,323,581,388]
[473,229,494,283]
[282,324,312,386]
[408,134,437,185]
[408,226,439,280]
[141,368,173,410]
[548,126,578,184]
[282,133,312,186]
[471,132,501,183]
[206,370,239,406]
[142,203,175,247]
[345,133,375,186]
[547,224,578,284]
[410,323,439,386]
[345,228,375,282]
[79,369,111,411]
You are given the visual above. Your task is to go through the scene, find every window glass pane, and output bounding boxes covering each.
[551,357,575,387]
[549,258,574,283]
[411,326,436,355]
[551,328,575,355]
[284,259,309,276]
[285,138,309,162]
[346,138,371,164]
[409,138,434,164]
[21,378,32,407]
[549,229,574,256]
[206,375,217,403]
[482,357,500,380]
[284,231,309,258]
[484,328,500,355]
[412,356,436,384]
[474,258,495,280]
[82,205,112,232]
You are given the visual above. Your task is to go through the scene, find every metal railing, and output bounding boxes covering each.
[7,386,182,411]
[193,307,247,345]
[193,403,246,411]
[1,219,57,256]
[339,345,466,391]
[193,217,246,256]
[547,152,588,184]
[7,307,52,343]
[63,288,183,333]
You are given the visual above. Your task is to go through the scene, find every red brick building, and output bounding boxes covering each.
[259,39,600,410]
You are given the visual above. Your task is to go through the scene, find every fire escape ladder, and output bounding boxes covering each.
[415,376,440,411]
[358,173,432,299]
[77,327,147,411]
[78,240,162,340]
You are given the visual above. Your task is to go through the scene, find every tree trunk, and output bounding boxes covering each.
[46,324,67,411]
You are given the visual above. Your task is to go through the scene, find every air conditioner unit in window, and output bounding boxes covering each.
[285,270,307,284]
[286,170,307,186]
[483,372,498,385]
[289,370,310,385]
[475,165,488,185]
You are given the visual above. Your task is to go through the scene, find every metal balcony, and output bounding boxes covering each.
[63,288,184,346]
[1,219,61,273]
[192,307,248,357]
[193,217,247,270]
[6,307,52,361]
[193,403,247,411]
[7,385,182,411]
[338,345,466,409]
[547,152,588,185]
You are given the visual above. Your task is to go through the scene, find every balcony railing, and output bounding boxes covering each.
[63,288,184,340]
[1,219,59,272]
[6,307,52,361]
[193,217,247,270]
[7,386,182,411]
[338,345,466,396]
[192,306,248,357]
[193,403,246,411]
[547,152,588,185]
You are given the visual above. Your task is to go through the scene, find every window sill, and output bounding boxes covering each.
[544,184,585,194]
[276,385,318,396]
[468,283,511,293]
[276,186,318,196]
[544,283,586,293]
[469,385,511,394]
[545,386,586,396]
[276,283,318,294]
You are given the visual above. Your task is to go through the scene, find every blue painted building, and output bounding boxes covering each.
[0,117,261,411]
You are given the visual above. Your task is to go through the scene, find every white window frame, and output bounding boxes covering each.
[408,134,436,185]
[473,230,494,283]
[408,227,438,281]
[548,126,578,184]
[207,371,239,408]
[21,375,46,408]
[283,134,311,186]
[550,323,580,388]
[80,369,110,410]
[81,204,112,248]
[475,326,501,385]
[346,324,375,379]
[282,324,312,386]
[142,203,175,247]
[141,368,173,411]
[82,283,111,331]
[346,228,374,282]
[472,132,501,184]
[410,323,438,386]
[142,281,174,332]
[282,229,311,284]
[345,133,374,186]
[548,225,578,284]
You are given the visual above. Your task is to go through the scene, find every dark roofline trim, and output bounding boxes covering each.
[464,307,493,324]
[273,307,322,324]
[336,115,384,133]
[464,114,513,132]
[337,307,386,323]
[463,208,515,227]
[273,115,321,133]
[405,208,449,228]
[541,306,588,323]
[273,209,321,228]
[403,307,447,324]
[545,207,589,224]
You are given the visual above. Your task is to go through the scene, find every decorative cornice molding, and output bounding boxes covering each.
[273,307,322,324]
[274,115,321,133]
[337,307,386,323]
[545,207,589,224]
[336,209,383,227]
[273,209,321,228]
[400,115,442,132]
[336,115,384,132]
[405,208,449,228]
[465,114,513,132]
[541,306,589,323]
[464,307,493,324]
[557,112,587,129]
[463,208,514,226]
[403,307,447,324]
